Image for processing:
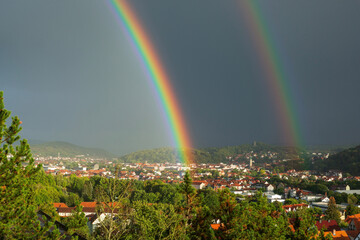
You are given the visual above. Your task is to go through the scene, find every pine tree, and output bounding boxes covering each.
[62,203,89,238]
[180,171,196,218]
[0,91,59,238]
[325,197,341,224]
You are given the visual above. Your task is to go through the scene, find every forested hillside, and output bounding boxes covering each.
[118,147,214,164]
[119,142,303,164]
[313,145,360,175]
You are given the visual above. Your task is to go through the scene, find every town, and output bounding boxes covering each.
[34,150,360,239]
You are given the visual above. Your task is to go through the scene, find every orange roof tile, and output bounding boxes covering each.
[80,202,97,208]
[53,203,68,208]
[324,230,350,240]
[211,224,221,230]
[80,202,119,208]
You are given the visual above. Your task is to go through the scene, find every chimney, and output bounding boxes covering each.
[332,229,336,236]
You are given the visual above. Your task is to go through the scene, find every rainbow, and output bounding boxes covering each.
[238,0,302,148]
[108,0,193,165]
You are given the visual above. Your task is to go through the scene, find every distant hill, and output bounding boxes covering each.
[313,145,360,175]
[203,142,301,163]
[119,143,304,164]
[119,147,181,163]
[30,141,117,159]
[119,147,225,164]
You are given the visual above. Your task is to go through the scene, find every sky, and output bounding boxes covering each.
[1,0,360,155]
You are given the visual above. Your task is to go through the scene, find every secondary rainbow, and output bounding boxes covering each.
[239,0,303,148]
[108,0,193,165]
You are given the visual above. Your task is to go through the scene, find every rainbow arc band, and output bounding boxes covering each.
[239,0,302,148]
[109,0,193,165]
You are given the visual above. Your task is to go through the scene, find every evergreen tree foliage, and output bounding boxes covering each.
[179,171,196,218]
[62,203,89,238]
[324,197,341,223]
[128,201,187,240]
[0,91,60,239]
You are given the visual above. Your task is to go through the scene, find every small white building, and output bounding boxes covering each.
[192,181,206,190]
[265,193,285,203]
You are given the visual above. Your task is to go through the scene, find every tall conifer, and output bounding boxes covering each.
[325,196,341,224]
[0,91,59,238]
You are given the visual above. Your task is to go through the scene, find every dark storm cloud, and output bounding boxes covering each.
[130,0,360,147]
[1,0,359,154]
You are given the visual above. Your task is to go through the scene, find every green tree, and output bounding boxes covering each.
[284,198,299,205]
[62,203,89,238]
[82,180,93,201]
[189,204,216,240]
[129,201,187,240]
[94,178,132,240]
[214,188,239,239]
[324,197,341,223]
[66,192,82,207]
[199,188,220,217]
[345,204,360,218]
[289,208,318,240]
[0,91,60,239]
[179,171,196,220]
[348,194,358,205]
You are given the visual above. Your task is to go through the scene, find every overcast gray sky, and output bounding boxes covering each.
[1,0,360,155]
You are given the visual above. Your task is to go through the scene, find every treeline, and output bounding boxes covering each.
[21,171,334,239]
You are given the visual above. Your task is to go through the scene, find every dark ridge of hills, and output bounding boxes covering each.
[119,147,180,164]
[30,141,117,159]
[118,142,308,164]
[30,140,353,166]
[118,147,224,164]
[313,145,360,175]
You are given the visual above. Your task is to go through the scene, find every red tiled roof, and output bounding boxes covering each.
[80,202,121,210]
[346,213,360,238]
[57,207,74,213]
[282,203,308,210]
[346,213,360,223]
[53,203,68,208]
[80,202,97,208]
[315,220,340,231]
[346,230,359,239]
